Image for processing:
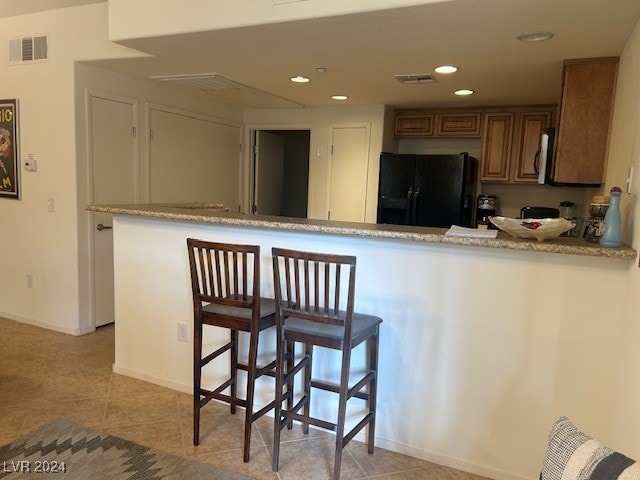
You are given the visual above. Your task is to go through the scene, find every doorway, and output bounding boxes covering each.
[251,129,310,217]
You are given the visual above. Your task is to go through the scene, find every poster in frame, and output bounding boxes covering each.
[0,99,20,200]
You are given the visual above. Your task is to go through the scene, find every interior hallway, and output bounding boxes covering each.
[0,317,491,480]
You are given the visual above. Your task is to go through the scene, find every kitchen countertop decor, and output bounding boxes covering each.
[86,203,637,260]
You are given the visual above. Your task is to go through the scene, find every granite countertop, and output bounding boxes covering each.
[86,203,638,260]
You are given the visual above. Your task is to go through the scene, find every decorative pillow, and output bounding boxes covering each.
[541,416,640,480]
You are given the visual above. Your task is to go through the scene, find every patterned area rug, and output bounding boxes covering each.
[0,420,251,479]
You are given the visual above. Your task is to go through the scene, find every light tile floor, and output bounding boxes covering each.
[0,318,492,480]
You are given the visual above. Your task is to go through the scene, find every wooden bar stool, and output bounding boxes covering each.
[271,247,382,479]
[186,239,276,462]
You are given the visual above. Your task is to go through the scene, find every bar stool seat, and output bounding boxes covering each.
[187,239,276,463]
[271,247,382,480]
[283,311,381,346]
[202,298,277,322]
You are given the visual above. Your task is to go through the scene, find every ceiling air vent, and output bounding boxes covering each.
[394,74,437,84]
[8,35,49,64]
[150,73,303,108]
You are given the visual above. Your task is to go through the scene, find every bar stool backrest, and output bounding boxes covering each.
[271,247,356,335]
[187,239,260,319]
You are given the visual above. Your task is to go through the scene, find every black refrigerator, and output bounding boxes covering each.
[377,153,477,228]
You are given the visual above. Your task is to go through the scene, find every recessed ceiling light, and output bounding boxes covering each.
[435,65,458,74]
[290,75,310,83]
[454,89,474,96]
[332,95,348,100]
[517,31,554,42]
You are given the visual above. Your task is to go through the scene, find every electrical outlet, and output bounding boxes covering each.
[177,323,188,342]
[26,273,34,289]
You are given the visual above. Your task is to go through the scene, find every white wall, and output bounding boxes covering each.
[606,17,640,459]
[244,105,386,222]
[0,4,142,334]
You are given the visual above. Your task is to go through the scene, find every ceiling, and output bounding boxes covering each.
[6,0,640,109]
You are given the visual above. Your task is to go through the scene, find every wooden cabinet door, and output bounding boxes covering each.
[436,113,481,137]
[554,58,618,184]
[394,114,434,137]
[480,113,514,182]
[513,111,553,183]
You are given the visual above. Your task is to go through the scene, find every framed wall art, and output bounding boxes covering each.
[0,99,20,200]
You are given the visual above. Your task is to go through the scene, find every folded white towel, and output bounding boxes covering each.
[445,225,498,239]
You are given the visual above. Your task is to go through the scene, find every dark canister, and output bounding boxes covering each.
[477,194,497,228]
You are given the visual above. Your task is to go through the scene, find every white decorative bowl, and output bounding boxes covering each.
[489,216,576,242]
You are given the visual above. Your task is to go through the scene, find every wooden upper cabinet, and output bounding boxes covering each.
[395,114,434,137]
[394,109,482,138]
[513,111,554,183]
[553,58,618,185]
[436,113,481,136]
[479,106,556,184]
[480,113,514,182]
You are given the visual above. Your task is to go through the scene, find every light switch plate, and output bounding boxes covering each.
[24,154,37,172]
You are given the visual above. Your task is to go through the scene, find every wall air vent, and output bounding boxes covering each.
[394,74,437,84]
[8,35,49,64]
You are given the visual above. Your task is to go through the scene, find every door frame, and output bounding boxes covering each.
[83,89,140,332]
[244,124,314,215]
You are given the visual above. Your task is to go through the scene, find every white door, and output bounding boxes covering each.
[254,131,284,215]
[149,108,241,208]
[328,125,370,222]
[90,95,137,327]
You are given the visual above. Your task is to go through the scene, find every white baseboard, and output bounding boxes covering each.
[373,436,532,480]
[112,364,192,394]
[0,312,94,336]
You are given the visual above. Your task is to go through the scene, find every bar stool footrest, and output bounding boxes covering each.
[310,378,370,401]
[201,341,233,367]
[199,386,247,408]
[281,411,336,432]
[342,412,374,447]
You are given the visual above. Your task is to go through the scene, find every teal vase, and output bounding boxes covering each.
[599,187,622,248]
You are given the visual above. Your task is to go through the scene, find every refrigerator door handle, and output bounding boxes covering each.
[404,189,413,224]
[410,190,419,225]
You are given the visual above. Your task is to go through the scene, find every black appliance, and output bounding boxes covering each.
[520,206,560,219]
[477,194,498,229]
[377,153,477,228]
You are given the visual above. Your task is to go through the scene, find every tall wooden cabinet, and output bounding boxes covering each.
[552,58,618,185]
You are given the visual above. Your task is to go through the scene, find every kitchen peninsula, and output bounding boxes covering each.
[88,203,637,480]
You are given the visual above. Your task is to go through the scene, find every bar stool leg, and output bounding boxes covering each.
[367,330,380,454]
[302,342,313,435]
[334,348,352,480]
[193,321,203,446]
[285,339,295,430]
[230,329,238,414]
[272,329,285,472]
[243,328,260,462]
